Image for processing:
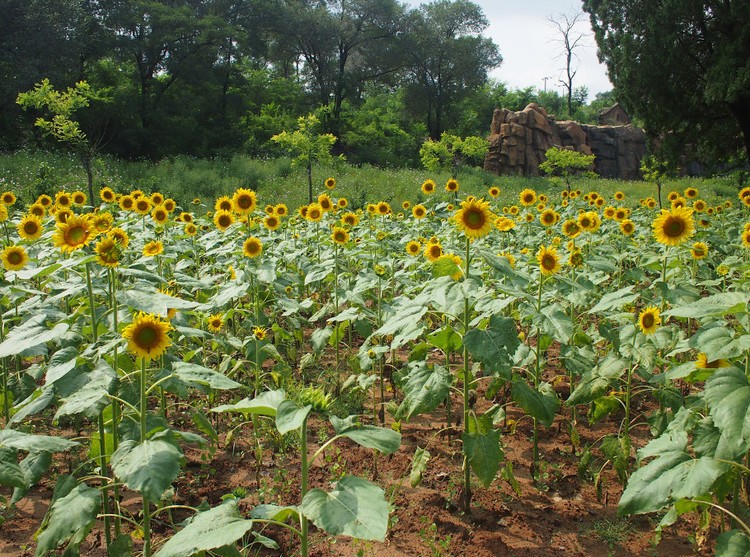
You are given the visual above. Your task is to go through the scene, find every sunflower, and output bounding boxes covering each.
[421,179,436,195]
[691,242,708,259]
[119,195,135,211]
[298,205,309,218]
[71,191,87,206]
[150,192,164,206]
[184,223,197,236]
[53,208,71,224]
[253,326,267,341]
[243,236,263,258]
[667,191,679,202]
[537,245,561,275]
[424,242,443,262]
[614,207,629,221]
[179,212,193,223]
[498,251,516,268]
[578,211,601,233]
[406,240,421,256]
[614,191,625,201]
[603,206,616,219]
[214,210,235,231]
[684,187,698,199]
[536,202,546,212]
[453,197,494,239]
[495,216,515,231]
[740,187,750,201]
[671,197,687,209]
[262,215,280,231]
[539,209,558,227]
[131,189,145,199]
[151,205,169,226]
[620,219,636,236]
[122,312,172,360]
[232,188,257,215]
[402,200,411,210]
[318,194,334,212]
[412,204,427,219]
[652,206,695,246]
[695,352,730,369]
[94,237,122,267]
[568,248,584,268]
[637,306,661,335]
[100,187,116,203]
[331,226,349,244]
[215,196,233,212]
[488,186,501,198]
[445,178,459,193]
[207,314,224,333]
[693,199,707,212]
[53,214,93,253]
[192,198,201,205]
[134,197,152,215]
[341,212,359,227]
[306,203,323,222]
[275,204,288,216]
[143,240,164,257]
[1,245,28,271]
[376,201,391,216]
[1,191,16,206]
[162,198,176,213]
[742,228,750,248]
[561,219,581,238]
[519,189,537,207]
[18,214,43,241]
[325,177,336,190]
[29,203,45,217]
[55,191,72,208]
[337,198,348,209]
[37,194,53,208]
[435,253,463,280]
[508,205,519,215]
[108,227,130,247]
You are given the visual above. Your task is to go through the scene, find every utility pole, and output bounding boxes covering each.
[542,76,550,92]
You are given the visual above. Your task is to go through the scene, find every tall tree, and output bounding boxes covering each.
[584,0,750,163]
[547,10,587,117]
[402,0,501,139]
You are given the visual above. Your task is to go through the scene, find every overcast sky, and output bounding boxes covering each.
[403,0,613,98]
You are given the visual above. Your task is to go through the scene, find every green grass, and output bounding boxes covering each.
[0,149,741,211]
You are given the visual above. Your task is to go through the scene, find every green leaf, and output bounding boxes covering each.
[716,530,750,557]
[704,367,750,459]
[12,451,52,504]
[275,400,311,435]
[395,361,452,421]
[304,262,335,285]
[250,504,299,522]
[111,435,184,501]
[567,355,627,406]
[301,476,389,541]
[463,422,502,488]
[0,447,26,489]
[54,360,117,420]
[155,500,255,557]
[172,362,241,390]
[45,346,79,384]
[35,483,100,557]
[536,304,573,345]
[373,302,427,349]
[211,389,286,417]
[410,447,430,487]
[0,429,77,453]
[511,380,559,428]
[427,325,462,353]
[0,314,69,358]
[464,314,519,377]
[122,286,200,317]
[588,285,639,314]
[664,292,748,319]
[689,322,750,361]
[330,416,401,455]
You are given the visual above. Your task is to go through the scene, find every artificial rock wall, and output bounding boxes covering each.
[483,103,647,179]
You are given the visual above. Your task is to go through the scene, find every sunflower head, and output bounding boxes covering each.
[741,228,750,248]
[214,210,235,231]
[100,187,116,203]
[337,198,348,209]
[29,203,46,217]
[620,219,635,236]
[264,215,281,231]
[325,177,336,190]
[122,312,172,360]
[53,214,93,253]
[108,227,130,247]
[539,209,558,227]
[695,352,730,369]
[208,313,224,333]
[306,203,323,222]
[318,194,334,212]
[331,226,350,245]
[454,197,494,239]
[405,240,421,256]
[71,191,87,206]
[55,191,72,208]
[376,201,391,216]
[495,216,515,232]
[215,196,233,212]
[445,178,459,192]
[18,214,43,241]
[119,195,135,211]
[614,191,625,201]
[652,206,695,246]
[342,212,359,227]
[537,245,561,276]
[151,206,169,225]
[150,192,164,205]
[184,223,198,236]
[37,194,53,207]
[134,197,152,215]
[488,186,501,198]
[412,204,427,219]
[95,237,122,268]
[691,242,708,259]
[2,245,28,271]
[421,179,436,195]
[275,204,288,216]
[143,240,164,257]
[253,326,267,341]
[637,306,661,335]
[519,188,537,207]
[232,188,257,215]
[243,236,263,258]
[424,242,443,262]
[684,187,698,199]
[562,219,581,238]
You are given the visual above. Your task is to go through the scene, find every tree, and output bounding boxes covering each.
[547,10,587,117]
[402,0,501,139]
[419,133,488,178]
[539,147,596,193]
[271,114,338,203]
[583,0,750,164]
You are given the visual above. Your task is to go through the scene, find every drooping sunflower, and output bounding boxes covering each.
[108,227,130,248]
[637,306,661,335]
[488,186,501,198]
[561,219,581,238]
[424,241,443,262]
[331,226,349,244]
[134,197,152,215]
[652,206,695,246]
[215,196,233,212]
[151,205,169,226]
[94,237,122,268]
[122,312,172,360]
[53,214,93,253]
[18,214,43,241]
[445,178,459,193]
[264,214,281,231]
[71,191,87,206]
[232,188,257,215]
[620,219,636,236]
[214,210,235,231]
[537,245,561,276]
[306,203,323,222]
[695,352,730,369]
[119,194,135,211]
[539,208,558,227]
[498,251,516,268]
[421,179,436,195]
[412,204,427,219]
[691,242,708,259]
[207,313,224,333]
[376,201,391,216]
[405,240,421,256]
[325,177,336,190]
[341,212,359,227]
[143,240,164,257]
[1,245,28,271]
[243,236,263,258]
[519,189,537,207]
[453,197,494,239]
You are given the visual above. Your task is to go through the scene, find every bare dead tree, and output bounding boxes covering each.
[547,10,587,116]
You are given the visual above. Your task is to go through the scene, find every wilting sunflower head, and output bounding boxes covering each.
[232,188,257,215]
[18,214,43,241]
[421,179,436,195]
[637,306,661,335]
[95,237,122,268]
[454,197,494,239]
[108,227,130,248]
[519,188,537,207]
[53,214,93,253]
[652,206,695,246]
[122,312,172,360]
[1,245,28,271]
[243,236,263,258]
[537,245,561,276]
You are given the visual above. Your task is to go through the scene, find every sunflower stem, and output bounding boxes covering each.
[85,262,97,342]
[300,415,310,557]
[140,357,152,557]
[462,235,472,512]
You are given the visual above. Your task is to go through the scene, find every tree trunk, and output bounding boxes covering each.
[730,97,750,164]
[82,149,94,212]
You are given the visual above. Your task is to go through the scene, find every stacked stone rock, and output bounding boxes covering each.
[484,103,647,179]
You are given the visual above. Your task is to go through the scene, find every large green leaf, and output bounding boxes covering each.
[111,435,184,501]
[689,322,750,362]
[464,314,519,377]
[536,304,573,345]
[373,301,427,349]
[567,354,627,406]
[427,325,462,353]
[0,429,77,453]
[54,360,117,420]
[704,367,750,459]
[395,361,452,421]
[410,446,430,488]
[171,362,241,390]
[45,346,79,384]
[211,389,286,416]
[301,476,389,541]
[716,530,750,557]
[122,286,200,316]
[0,314,69,358]
[463,417,503,488]
[275,400,311,435]
[12,451,52,504]
[588,285,640,314]
[330,416,401,455]
[664,292,748,319]
[155,499,255,557]
[0,446,26,488]
[511,380,559,428]
[35,483,100,557]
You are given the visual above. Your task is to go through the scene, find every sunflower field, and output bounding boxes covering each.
[1,177,750,557]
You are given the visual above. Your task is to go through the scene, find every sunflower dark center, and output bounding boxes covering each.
[664,217,685,237]
[464,208,484,229]
[7,251,22,264]
[136,326,158,348]
[642,314,655,328]
[541,254,556,270]
[65,225,86,245]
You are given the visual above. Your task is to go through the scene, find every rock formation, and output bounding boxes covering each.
[484,103,647,179]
